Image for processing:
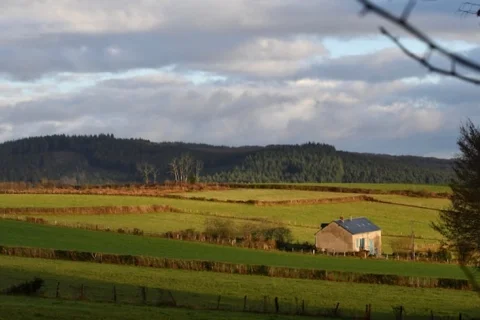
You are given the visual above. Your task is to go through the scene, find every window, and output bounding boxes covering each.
[359,238,365,250]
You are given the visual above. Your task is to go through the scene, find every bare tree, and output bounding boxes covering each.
[151,167,160,184]
[457,2,480,17]
[195,160,204,183]
[357,0,480,85]
[136,162,154,184]
[169,153,200,183]
[169,158,180,183]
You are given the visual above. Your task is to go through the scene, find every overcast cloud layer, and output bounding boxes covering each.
[0,0,479,158]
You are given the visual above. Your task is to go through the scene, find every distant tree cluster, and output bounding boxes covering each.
[0,135,454,185]
[169,153,203,184]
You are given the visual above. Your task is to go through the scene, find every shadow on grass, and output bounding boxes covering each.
[0,266,476,320]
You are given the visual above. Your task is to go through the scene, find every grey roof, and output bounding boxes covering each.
[334,217,380,235]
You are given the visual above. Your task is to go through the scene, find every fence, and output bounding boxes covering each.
[0,277,473,320]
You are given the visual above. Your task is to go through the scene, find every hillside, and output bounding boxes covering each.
[0,134,454,184]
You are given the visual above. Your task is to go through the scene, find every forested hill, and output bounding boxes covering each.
[0,134,454,185]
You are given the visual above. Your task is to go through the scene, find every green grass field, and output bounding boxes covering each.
[373,195,450,210]
[178,189,361,201]
[0,194,441,239]
[0,296,303,320]
[23,212,312,243]
[154,198,441,239]
[0,256,477,318]
[0,220,466,279]
[0,192,444,253]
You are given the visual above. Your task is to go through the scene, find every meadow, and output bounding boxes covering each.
[0,296,303,320]
[0,193,443,240]
[0,220,467,279]
[1,184,478,319]
[0,256,478,318]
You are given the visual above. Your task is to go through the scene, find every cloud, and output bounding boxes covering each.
[0,72,465,157]
[0,0,478,158]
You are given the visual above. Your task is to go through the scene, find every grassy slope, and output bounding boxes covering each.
[0,256,478,318]
[0,296,301,320]
[0,220,466,279]
[0,194,442,239]
[373,195,450,210]
[26,212,311,244]
[156,198,441,240]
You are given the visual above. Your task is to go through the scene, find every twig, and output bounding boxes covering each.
[357,0,480,85]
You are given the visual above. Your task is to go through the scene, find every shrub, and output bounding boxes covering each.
[4,277,44,296]
[204,218,237,239]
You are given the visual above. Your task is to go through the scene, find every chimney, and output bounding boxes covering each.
[350,216,353,221]
[340,216,344,223]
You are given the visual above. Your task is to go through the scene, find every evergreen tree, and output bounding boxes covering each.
[434,120,480,263]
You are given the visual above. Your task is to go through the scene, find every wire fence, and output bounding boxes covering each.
[1,277,475,320]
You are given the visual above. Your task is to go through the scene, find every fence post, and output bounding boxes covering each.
[431,310,434,320]
[113,285,117,303]
[302,300,305,314]
[168,291,177,307]
[55,282,60,299]
[217,295,221,310]
[334,302,340,316]
[141,286,147,304]
[243,295,247,311]
[79,284,85,300]
[459,313,462,320]
[274,297,279,313]
[365,304,372,320]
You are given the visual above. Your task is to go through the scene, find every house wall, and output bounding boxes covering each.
[315,223,353,253]
[351,230,382,255]
[315,224,382,255]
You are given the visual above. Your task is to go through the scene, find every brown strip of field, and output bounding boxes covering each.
[161,193,443,211]
[221,183,451,199]
[162,194,371,206]
[0,182,451,199]
[0,205,181,215]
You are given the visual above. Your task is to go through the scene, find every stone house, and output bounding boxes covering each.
[314,217,381,255]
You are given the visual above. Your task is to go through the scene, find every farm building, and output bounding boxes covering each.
[315,217,381,255]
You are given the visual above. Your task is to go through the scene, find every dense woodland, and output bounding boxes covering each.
[0,134,454,184]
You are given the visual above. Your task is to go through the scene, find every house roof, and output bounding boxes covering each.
[334,217,380,235]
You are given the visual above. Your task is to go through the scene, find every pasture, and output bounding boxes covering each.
[1,184,472,319]
[1,193,443,241]
[0,256,478,318]
[0,220,467,279]
[0,296,302,320]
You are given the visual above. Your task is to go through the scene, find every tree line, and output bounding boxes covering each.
[0,135,454,184]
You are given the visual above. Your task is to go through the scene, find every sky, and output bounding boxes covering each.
[0,0,479,158]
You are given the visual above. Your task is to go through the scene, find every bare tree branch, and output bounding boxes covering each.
[457,2,480,17]
[357,0,480,85]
